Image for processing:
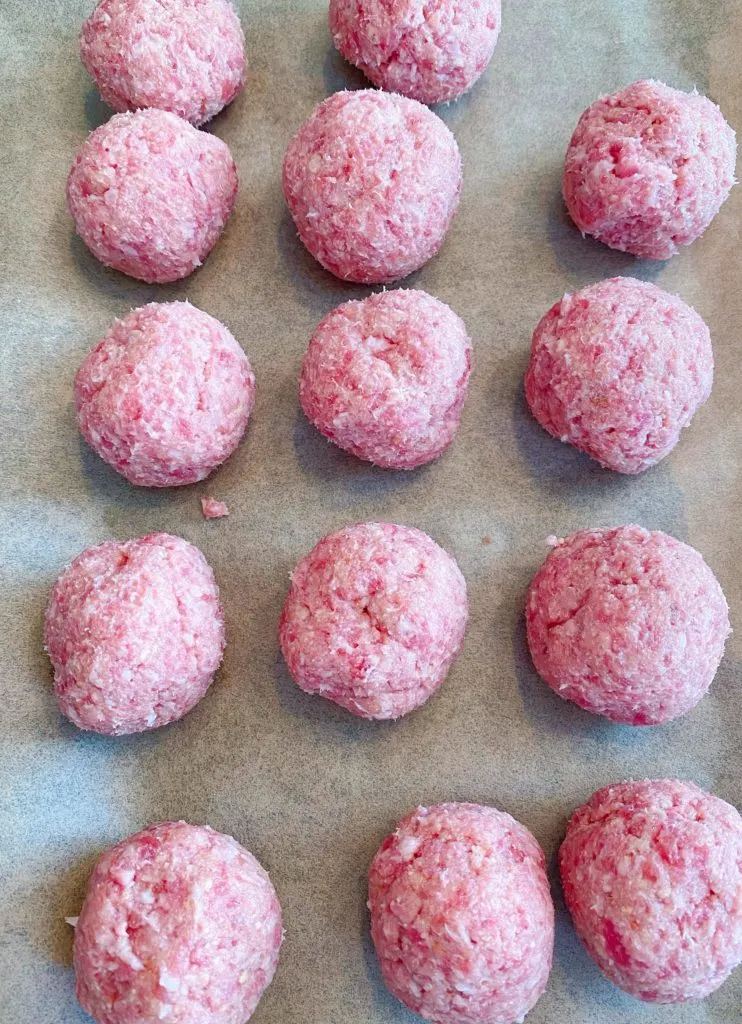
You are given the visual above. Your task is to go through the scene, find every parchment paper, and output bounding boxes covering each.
[2,1,742,1021]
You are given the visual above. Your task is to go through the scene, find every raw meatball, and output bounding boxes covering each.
[73,821,282,1024]
[44,533,225,735]
[368,803,554,1024]
[560,779,742,1003]
[524,277,713,473]
[80,0,246,126]
[299,289,472,469]
[279,522,468,719]
[67,109,237,283]
[75,302,255,488]
[526,526,730,726]
[282,90,462,284]
[329,0,501,105]
[563,80,736,259]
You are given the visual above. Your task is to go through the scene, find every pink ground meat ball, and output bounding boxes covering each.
[368,803,554,1024]
[75,302,255,488]
[279,522,468,719]
[80,0,246,126]
[73,821,283,1024]
[44,533,225,735]
[559,779,742,1003]
[329,0,501,105]
[67,109,237,283]
[563,79,737,260]
[299,289,472,469]
[524,277,713,474]
[526,526,730,726]
[282,89,462,284]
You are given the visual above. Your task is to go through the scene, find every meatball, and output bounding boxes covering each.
[525,277,713,473]
[282,90,462,283]
[44,533,225,735]
[73,821,282,1024]
[560,779,742,1002]
[76,302,255,487]
[299,289,472,469]
[563,79,736,259]
[329,0,502,104]
[526,525,730,725]
[67,109,237,283]
[80,0,246,126]
[279,522,468,719]
[369,802,554,1023]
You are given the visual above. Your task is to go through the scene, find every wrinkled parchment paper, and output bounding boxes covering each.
[2,1,742,1021]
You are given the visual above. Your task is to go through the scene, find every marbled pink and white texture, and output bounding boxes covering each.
[73,821,282,1024]
[80,0,246,126]
[45,533,225,735]
[560,780,742,1002]
[283,90,461,283]
[76,302,255,488]
[525,277,713,473]
[369,802,554,1024]
[563,80,736,259]
[526,526,730,725]
[329,0,501,104]
[300,289,472,468]
[67,109,237,283]
[279,522,468,719]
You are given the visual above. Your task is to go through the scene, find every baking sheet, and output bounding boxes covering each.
[2,1,742,1021]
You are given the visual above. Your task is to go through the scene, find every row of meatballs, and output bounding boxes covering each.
[46,520,728,737]
[74,275,716,497]
[66,78,738,289]
[69,780,742,1024]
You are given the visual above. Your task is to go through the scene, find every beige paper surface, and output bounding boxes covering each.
[2,1,742,1021]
